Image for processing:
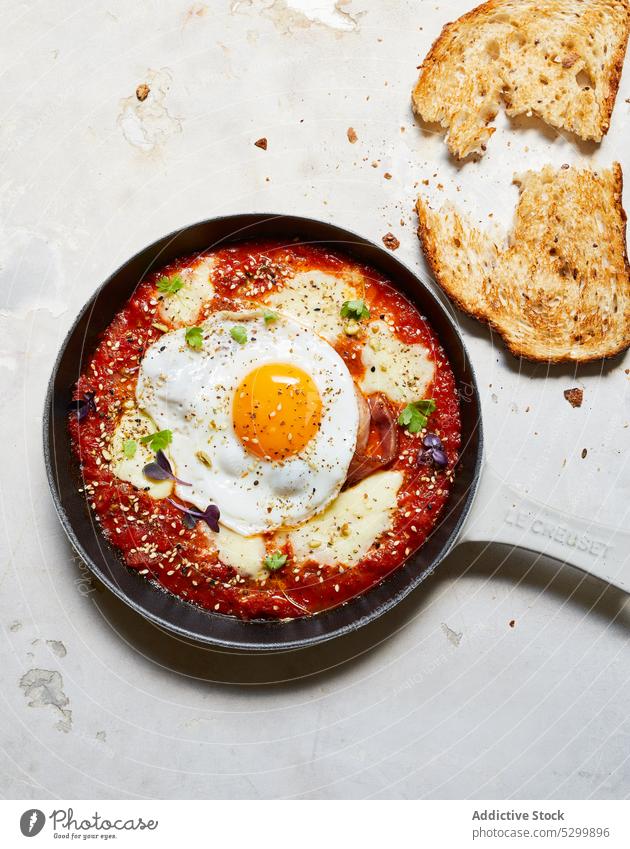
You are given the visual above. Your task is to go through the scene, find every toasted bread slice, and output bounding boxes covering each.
[412,0,630,159]
[417,163,630,362]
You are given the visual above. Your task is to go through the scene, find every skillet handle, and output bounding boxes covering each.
[460,463,630,593]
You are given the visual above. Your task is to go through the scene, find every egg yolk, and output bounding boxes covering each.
[233,363,323,461]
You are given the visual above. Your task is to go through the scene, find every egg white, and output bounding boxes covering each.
[136,311,360,536]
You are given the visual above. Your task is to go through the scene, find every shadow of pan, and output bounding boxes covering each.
[75,536,629,689]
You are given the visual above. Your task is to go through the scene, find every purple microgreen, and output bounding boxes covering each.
[419,446,448,470]
[430,448,448,469]
[182,512,197,530]
[143,462,170,481]
[67,391,96,421]
[143,450,191,485]
[422,433,443,450]
[155,449,171,472]
[199,504,221,533]
[167,499,221,533]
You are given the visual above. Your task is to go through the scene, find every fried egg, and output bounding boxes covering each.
[136,311,359,535]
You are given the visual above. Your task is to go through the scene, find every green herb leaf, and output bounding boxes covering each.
[340,299,370,321]
[156,274,184,296]
[262,309,278,325]
[123,439,137,459]
[230,325,248,345]
[397,399,437,434]
[416,399,437,416]
[139,429,173,452]
[264,552,288,572]
[185,326,203,350]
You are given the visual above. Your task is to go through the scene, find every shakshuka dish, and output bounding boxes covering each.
[68,241,461,620]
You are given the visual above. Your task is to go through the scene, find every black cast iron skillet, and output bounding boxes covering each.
[44,214,483,651]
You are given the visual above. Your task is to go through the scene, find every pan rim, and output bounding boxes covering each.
[43,212,484,651]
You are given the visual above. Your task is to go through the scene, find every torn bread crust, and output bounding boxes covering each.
[412,0,630,159]
[417,163,630,363]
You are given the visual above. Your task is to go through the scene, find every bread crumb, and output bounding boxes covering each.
[254,137,268,150]
[382,233,400,251]
[347,127,358,144]
[384,172,392,180]
[564,388,583,408]
[581,448,588,459]
[136,84,150,101]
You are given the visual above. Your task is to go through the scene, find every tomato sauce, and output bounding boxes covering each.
[69,241,461,620]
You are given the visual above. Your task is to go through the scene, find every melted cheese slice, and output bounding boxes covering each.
[214,527,266,580]
[263,270,360,342]
[157,257,216,327]
[279,470,403,567]
[359,320,435,404]
[109,410,173,499]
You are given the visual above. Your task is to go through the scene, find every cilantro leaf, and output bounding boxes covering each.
[397,399,437,434]
[264,552,288,572]
[262,309,278,324]
[123,439,137,459]
[185,326,203,350]
[230,325,248,345]
[156,274,184,296]
[139,429,173,452]
[340,299,370,321]
[416,399,437,416]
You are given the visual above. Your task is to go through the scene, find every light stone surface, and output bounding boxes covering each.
[1,0,629,800]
